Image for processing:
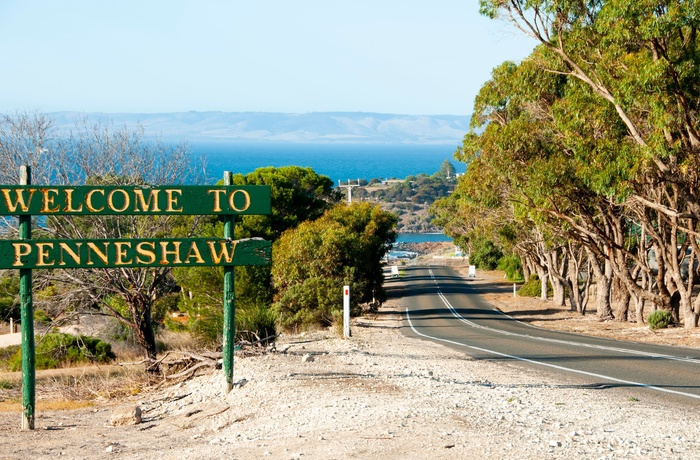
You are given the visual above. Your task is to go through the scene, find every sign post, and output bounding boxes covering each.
[222,172,236,392]
[19,166,35,431]
[3,167,271,429]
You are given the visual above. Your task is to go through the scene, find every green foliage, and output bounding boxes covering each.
[0,272,19,323]
[33,309,52,326]
[236,301,278,345]
[439,159,457,179]
[184,298,277,347]
[8,333,115,371]
[0,345,19,371]
[518,275,542,298]
[469,237,503,270]
[373,173,453,204]
[232,165,341,240]
[173,166,340,342]
[273,202,397,331]
[648,310,674,330]
[497,255,523,282]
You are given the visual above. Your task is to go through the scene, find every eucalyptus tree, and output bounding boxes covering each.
[479,0,700,326]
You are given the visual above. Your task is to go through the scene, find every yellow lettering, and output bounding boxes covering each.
[133,189,161,212]
[184,242,205,264]
[207,241,237,264]
[165,189,183,212]
[208,189,226,212]
[86,242,109,265]
[40,189,60,213]
[63,189,84,212]
[35,242,54,267]
[159,241,182,264]
[135,242,157,264]
[12,243,32,267]
[228,189,251,212]
[107,189,129,212]
[114,241,133,265]
[2,189,35,213]
[58,242,82,266]
[85,189,105,212]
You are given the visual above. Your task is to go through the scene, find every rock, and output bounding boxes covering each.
[110,406,142,426]
[302,353,315,363]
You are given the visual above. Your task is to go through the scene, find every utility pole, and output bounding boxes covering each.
[338,179,360,204]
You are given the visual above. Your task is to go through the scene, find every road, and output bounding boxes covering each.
[388,265,700,404]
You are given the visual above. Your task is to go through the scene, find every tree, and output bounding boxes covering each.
[439,159,457,179]
[479,0,700,327]
[0,113,202,359]
[173,166,341,344]
[272,202,397,330]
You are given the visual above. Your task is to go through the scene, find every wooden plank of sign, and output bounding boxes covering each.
[0,185,271,215]
[0,237,271,269]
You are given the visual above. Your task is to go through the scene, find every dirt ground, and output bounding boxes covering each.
[1,262,700,459]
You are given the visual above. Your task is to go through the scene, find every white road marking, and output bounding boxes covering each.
[400,268,700,400]
[427,269,700,365]
[405,308,700,400]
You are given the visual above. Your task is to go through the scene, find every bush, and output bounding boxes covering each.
[648,310,674,330]
[498,255,523,282]
[469,237,503,270]
[236,302,278,345]
[8,333,116,371]
[518,275,542,297]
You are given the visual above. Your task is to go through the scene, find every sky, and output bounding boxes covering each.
[0,1,536,116]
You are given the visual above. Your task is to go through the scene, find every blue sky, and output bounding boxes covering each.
[0,1,535,116]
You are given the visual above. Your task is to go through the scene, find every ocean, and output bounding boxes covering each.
[191,141,462,185]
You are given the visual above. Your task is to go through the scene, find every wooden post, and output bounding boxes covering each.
[19,166,35,430]
[222,171,235,392]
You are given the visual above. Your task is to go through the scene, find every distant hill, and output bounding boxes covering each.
[48,111,469,145]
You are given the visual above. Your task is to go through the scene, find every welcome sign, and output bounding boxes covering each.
[8,167,272,430]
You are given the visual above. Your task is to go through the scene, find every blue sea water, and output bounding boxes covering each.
[396,233,452,243]
[191,141,462,185]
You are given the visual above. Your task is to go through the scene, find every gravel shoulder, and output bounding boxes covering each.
[1,267,700,459]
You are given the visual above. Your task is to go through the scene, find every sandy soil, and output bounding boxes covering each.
[1,264,700,459]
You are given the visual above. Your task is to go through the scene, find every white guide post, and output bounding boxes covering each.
[343,285,351,338]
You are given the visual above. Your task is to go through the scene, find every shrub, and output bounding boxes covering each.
[498,255,523,282]
[236,302,278,345]
[469,237,503,270]
[8,333,116,371]
[518,275,542,297]
[648,310,674,330]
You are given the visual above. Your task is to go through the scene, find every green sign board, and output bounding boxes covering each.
[6,170,273,430]
[0,237,271,269]
[0,185,271,215]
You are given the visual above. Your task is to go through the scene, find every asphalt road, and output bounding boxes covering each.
[387,264,700,404]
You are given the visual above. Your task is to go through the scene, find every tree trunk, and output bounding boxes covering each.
[129,294,158,360]
[536,265,548,301]
[551,277,566,307]
[613,277,631,322]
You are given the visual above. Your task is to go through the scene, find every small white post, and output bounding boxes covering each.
[513,283,517,298]
[9,317,13,334]
[343,285,351,338]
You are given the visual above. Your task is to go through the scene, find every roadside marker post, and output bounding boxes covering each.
[343,285,351,338]
[4,167,271,429]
